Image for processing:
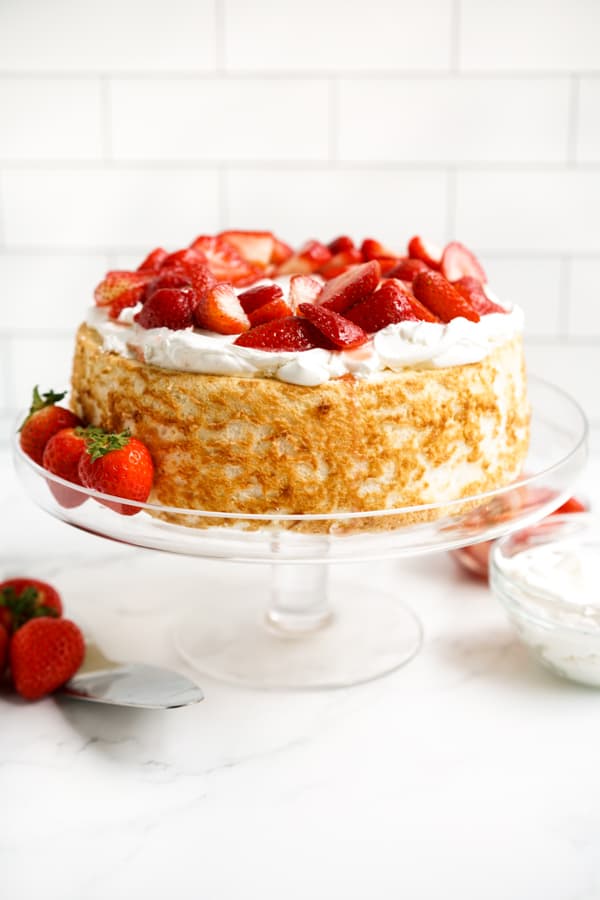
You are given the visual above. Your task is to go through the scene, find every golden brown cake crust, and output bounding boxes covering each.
[71,322,530,532]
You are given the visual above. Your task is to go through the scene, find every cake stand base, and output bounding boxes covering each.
[173,564,422,690]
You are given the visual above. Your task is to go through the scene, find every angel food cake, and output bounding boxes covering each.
[71,231,530,529]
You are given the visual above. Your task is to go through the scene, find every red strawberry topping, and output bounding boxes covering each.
[298,303,368,350]
[137,247,168,273]
[94,270,153,316]
[413,271,480,323]
[440,241,486,283]
[453,276,506,316]
[327,235,355,254]
[194,283,250,334]
[385,257,430,282]
[219,231,275,269]
[270,237,294,266]
[289,275,323,310]
[319,248,364,279]
[318,260,381,313]
[276,240,332,276]
[248,297,293,327]
[346,279,438,332]
[135,287,196,330]
[238,283,284,314]
[189,235,260,286]
[234,316,332,352]
[407,236,442,270]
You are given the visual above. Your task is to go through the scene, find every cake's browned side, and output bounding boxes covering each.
[71,323,530,533]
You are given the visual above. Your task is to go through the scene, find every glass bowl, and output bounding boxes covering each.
[491,514,600,687]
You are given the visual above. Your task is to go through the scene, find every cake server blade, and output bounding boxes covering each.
[60,641,204,709]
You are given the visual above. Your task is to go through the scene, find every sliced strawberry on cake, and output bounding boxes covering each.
[385,258,430,282]
[453,277,506,316]
[194,283,250,334]
[234,316,332,351]
[440,241,487,284]
[407,236,442,270]
[219,231,275,270]
[327,235,355,254]
[298,303,368,350]
[413,271,480,323]
[319,248,364,279]
[318,260,381,313]
[248,297,293,327]
[135,287,196,330]
[289,275,323,310]
[190,235,260,286]
[94,270,154,319]
[346,279,439,332]
[137,247,168,273]
[276,240,332,276]
[360,238,399,274]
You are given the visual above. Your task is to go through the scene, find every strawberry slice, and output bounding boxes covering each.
[238,283,284,314]
[327,235,355,254]
[319,248,363,279]
[134,287,196,330]
[161,247,206,270]
[270,237,294,266]
[154,247,215,302]
[248,297,293,327]
[94,270,152,311]
[407,236,442,270]
[346,279,439,332]
[234,316,331,351]
[289,275,323,311]
[318,260,381,313]
[194,283,250,334]
[219,231,275,269]
[190,235,260,286]
[276,240,332,276]
[137,247,168,273]
[413,271,480,323]
[440,241,486,283]
[385,257,430,282]
[453,276,506,315]
[298,303,368,350]
[360,238,398,275]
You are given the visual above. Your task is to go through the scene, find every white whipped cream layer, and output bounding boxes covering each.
[86,288,523,387]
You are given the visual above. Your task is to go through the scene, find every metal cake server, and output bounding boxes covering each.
[60,641,204,709]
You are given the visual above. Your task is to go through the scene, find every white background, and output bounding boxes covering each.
[1,0,599,438]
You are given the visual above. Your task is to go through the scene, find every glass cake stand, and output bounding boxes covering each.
[13,377,588,689]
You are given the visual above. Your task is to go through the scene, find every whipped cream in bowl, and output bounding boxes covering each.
[490,514,600,686]
[86,278,524,386]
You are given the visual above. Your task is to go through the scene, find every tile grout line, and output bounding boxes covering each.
[567,74,580,165]
[4,160,600,172]
[0,69,597,79]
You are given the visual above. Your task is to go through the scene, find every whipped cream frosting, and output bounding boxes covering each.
[86,280,524,387]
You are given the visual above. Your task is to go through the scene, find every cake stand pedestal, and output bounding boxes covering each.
[14,376,588,690]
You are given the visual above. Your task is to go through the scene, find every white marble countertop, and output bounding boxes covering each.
[2,443,600,900]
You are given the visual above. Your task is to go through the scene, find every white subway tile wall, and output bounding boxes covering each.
[0,0,599,441]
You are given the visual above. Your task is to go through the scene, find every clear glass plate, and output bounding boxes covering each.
[13,376,588,689]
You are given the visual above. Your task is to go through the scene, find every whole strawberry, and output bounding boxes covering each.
[10,617,85,700]
[0,623,8,673]
[78,428,154,515]
[42,426,89,508]
[19,387,82,466]
[0,578,63,634]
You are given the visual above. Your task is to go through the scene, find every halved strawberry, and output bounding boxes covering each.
[298,303,368,350]
[190,235,260,286]
[318,260,381,313]
[234,316,331,351]
[238,283,284,314]
[194,283,250,334]
[270,237,294,266]
[319,248,363,279]
[385,257,430,282]
[276,240,332,276]
[134,287,196,330]
[440,241,486,283]
[360,238,399,275]
[453,276,506,315]
[94,270,152,311]
[413,271,480,323]
[248,297,293,327]
[289,275,323,311]
[219,231,275,269]
[161,247,207,271]
[156,247,215,302]
[137,247,168,273]
[145,269,192,294]
[327,235,355,254]
[345,279,438,332]
[407,236,442,270]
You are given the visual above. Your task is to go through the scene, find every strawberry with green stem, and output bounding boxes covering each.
[19,387,82,466]
[0,578,63,634]
[78,428,154,516]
